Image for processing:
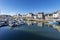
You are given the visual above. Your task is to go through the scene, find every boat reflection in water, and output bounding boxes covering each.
[0,21,60,40]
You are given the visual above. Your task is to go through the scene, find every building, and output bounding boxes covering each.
[53,13,58,19]
[0,15,12,21]
[45,13,53,20]
[22,15,26,18]
[33,15,38,19]
[37,12,45,19]
[12,14,22,20]
[26,13,34,18]
[53,10,60,19]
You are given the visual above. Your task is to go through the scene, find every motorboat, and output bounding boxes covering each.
[48,21,59,25]
[17,20,25,25]
[8,20,25,27]
[8,20,20,27]
[0,20,7,27]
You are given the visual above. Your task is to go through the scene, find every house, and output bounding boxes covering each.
[53,13,58,19]
[12,14,22,20]
[33,15,38,19]
[0,15,12,21]
[53,10,60,19]
[22,15,26,18]
[26,13,34,18]
[45,13,53,20]
[37,12,45,19]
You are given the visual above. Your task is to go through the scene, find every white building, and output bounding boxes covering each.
[45,14,53,20]
[53,13,58,18]
[37,12,44,19]
[53,10,60,18]
[33,15,38,19]
[26,13,34,18]
[22,15,26,18]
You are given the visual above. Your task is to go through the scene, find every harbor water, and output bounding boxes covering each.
[0,21,60,40]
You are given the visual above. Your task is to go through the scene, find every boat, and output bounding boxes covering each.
[0,21,4,27]
[0,20,7,27]
[8,20,17,27]
[48,21,59,25]
[17,20,25,25]
[8,20,25,27]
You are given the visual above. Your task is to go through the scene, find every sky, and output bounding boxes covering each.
[0,0,60,15]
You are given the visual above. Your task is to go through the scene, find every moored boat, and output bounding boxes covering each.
[8,20,18,27]
[0,20,8,27]
[48,21,59,25]
[8,20,25,27]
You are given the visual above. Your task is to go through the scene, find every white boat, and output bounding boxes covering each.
[0,21,5,26]
[8,20,25,27]
[48,21,59,25]
[8,20,17,27]
[17,20,25,25]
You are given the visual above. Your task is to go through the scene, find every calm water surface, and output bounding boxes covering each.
[0,21,60,40]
